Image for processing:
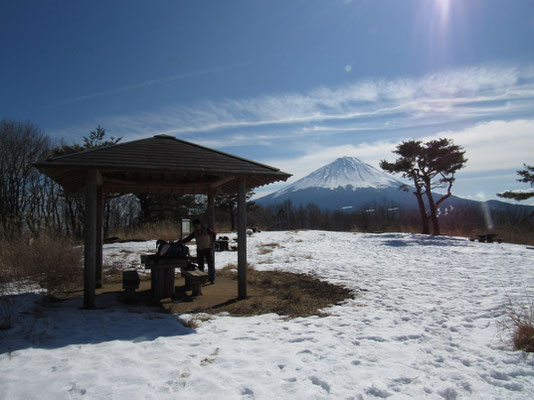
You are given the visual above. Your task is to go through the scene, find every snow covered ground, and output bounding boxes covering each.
[1,231,534,399]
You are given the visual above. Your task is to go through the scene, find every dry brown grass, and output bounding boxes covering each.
[513,324,534,352]
[103,261,127,284]
[0,236,82,296]
[210,264,353,318]
[257,242,282,255]
[493,228,534,246]
[262,242,281,248]
[110,221,181,241]
[177,316,200,329]
[500,291,534,353]
[0,235,83,329]
[257,258,274,265]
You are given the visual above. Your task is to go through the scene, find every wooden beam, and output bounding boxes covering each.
[83,170,99,309]
[237,177,247,300]
[103,178,217,190]
[101,185,207,195]
[209,176,235,188]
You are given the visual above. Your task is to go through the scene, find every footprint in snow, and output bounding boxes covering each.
[309,376,330,394]
[358,335,387,342]
[241,387,254,398]
[365,385,392,398]
[288,336,315,343]
[67,382,86,396]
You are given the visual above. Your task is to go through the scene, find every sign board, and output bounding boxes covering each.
[181,218,191,240]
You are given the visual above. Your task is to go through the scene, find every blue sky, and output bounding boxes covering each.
[2,0,534,202]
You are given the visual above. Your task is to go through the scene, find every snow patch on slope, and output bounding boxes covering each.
[274,157,401,198]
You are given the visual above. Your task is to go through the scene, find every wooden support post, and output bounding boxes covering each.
[95,186,103,288]
[83,171,99,309]
[207,188,216,284]
[237,177,247,300]
[207,189,215,229]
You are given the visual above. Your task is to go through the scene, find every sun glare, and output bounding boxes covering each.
[412,0,466,64]
[436,0,451,26]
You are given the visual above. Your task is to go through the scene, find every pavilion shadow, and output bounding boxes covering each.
[0,291,194,354]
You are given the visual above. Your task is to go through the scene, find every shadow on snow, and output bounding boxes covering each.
[0,292,193,354]
[377,233,469,248]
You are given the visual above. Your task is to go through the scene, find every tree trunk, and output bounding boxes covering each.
[412,178,429,234]
[423,178,440,235]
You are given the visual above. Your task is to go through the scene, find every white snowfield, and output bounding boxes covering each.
[2,231,534,399]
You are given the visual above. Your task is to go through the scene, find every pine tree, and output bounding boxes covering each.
[381,138,467,235]
[498,164,534,201]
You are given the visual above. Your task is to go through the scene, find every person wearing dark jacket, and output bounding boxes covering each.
[182,219,216,284]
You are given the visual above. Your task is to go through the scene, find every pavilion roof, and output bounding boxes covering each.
[35,135,291,195]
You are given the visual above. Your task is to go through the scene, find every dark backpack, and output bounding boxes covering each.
[156,240,189,258]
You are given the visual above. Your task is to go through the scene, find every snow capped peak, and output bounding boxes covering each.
[274,156,402,196]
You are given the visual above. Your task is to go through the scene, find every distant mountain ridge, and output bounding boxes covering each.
[256,157,534,214]
[273,156,402,196]
[258,156,413,209]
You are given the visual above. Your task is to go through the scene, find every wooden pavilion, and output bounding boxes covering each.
[35,134,291,308]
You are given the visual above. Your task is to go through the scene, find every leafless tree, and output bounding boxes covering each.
[0,120,51,239]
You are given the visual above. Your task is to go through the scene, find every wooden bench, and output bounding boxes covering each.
[140,254,209,299]
[122,270,140,301]
[181,269,209,296]
[215,239,229,252]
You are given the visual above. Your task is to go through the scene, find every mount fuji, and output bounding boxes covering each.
[256,156,534,219]
[256,157,418,210]
[275,156,402,193]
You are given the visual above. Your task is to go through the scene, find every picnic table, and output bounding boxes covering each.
[139,254,209,300]
[140,254,187,300]
[469,234,503,243]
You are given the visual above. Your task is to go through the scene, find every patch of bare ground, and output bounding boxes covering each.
[37,263,353,321]
[170,264,353,319]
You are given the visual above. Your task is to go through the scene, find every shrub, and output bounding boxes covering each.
[501,291,534,353]
[0,235,82,296]
[28,236,83,294]
[513,324,534,352]
[0,266,19,329]
[0,241,35,329]
[0,296,14,330]
[177,316,200,329]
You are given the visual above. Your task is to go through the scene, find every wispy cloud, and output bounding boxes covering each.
[422,119,534,172]
[49,62,534,201]
[257,118,534,197]
[52,62,533,141]
[50,68,219,107]
[51,63,534,178]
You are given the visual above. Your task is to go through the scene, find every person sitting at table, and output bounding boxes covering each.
[181,219,216,284]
